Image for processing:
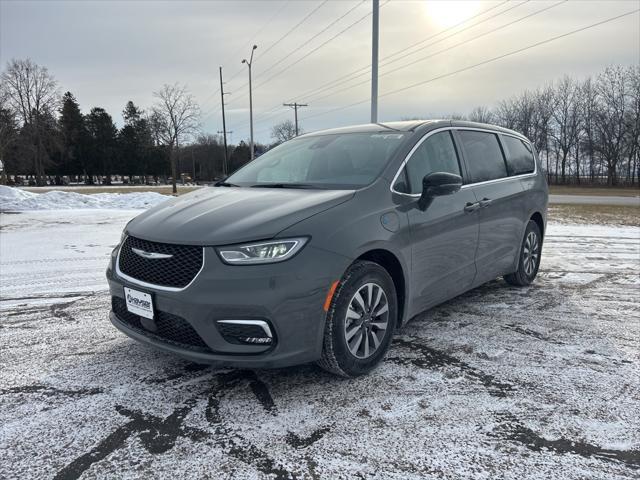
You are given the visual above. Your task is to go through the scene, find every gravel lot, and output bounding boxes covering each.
[1,211,639,479]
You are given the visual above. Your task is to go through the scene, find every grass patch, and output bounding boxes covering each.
[549,204,640,226]
[549,185,639,197]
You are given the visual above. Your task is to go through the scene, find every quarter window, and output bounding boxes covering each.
[502,135,535,175]
[398,131,461,194]
[458,130,508,183]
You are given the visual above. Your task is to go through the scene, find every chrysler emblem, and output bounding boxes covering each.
[131,247,173,260]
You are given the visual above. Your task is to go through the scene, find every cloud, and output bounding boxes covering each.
[1,0,638,143]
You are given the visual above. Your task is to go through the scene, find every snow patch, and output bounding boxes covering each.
[0,186,169,211]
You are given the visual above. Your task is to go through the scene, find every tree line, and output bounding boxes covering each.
[460,65,639,186]
[1,59,638,189]
[0,58,266,192]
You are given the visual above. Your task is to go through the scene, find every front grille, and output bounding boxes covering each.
[111,297,210,352]
[118,236,203,289]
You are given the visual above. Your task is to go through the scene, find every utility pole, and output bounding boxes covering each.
[283,102,308,136]
[371,0,379,123]
[191,148,196,183]
[219,66,229,176]
[219,130,234,143]
[242,45,257,160]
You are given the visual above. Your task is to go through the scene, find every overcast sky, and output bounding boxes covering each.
[1,0,639,144]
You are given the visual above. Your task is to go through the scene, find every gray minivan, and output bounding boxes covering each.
[107,120,548,377]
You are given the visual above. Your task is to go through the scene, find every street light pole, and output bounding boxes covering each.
[371,0,379,123]
[242,45,257,160]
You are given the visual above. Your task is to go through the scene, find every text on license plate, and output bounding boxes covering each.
[124,287,154,320]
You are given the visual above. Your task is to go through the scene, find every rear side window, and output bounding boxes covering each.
[400,131,461,194]
[502,135,535,175]
[458,130,507,183]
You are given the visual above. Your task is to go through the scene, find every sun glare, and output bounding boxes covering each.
[423,0,483,29]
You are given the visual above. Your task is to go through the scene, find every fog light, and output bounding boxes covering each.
[217,320,273,345]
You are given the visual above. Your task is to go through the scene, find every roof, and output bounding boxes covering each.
[450,120,528,140]
[300,120,437,137]
[301,119,529,141]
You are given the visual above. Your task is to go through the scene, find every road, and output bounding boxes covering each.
[1,212,639,479]
[549,194,640,206]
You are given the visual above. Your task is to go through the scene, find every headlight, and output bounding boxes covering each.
[217,237,308,265]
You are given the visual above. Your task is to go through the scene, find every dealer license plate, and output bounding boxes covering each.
[124,287,154,320]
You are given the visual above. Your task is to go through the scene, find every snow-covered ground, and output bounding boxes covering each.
[0,185,169,211]
[1,202,639,478]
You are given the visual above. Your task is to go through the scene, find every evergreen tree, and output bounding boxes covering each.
[229,141,250,173]
[59,92,88,176]
[0,106,19,183]
[119,100,152,179]
[86,107,117,184]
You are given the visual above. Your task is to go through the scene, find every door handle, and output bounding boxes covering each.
[464,202,480,213]
[479,198,493,208]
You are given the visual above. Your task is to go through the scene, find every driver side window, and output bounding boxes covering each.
[398,131,461,194]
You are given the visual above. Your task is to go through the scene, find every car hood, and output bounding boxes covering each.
[126,187,355,245]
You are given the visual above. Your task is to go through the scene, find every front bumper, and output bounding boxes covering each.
[106,243,350,368]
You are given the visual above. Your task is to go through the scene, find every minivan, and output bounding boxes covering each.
[107,120,548,377]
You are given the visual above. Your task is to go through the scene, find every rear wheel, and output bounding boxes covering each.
[317,261,397,377]
[504,220,542,286]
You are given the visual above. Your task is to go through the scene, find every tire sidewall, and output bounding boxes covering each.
[328,263,397,377]
[518,220,542,284]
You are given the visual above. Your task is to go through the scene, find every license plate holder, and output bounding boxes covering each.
[124,287,154,320]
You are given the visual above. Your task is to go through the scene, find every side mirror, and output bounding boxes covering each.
[418,172,463,211]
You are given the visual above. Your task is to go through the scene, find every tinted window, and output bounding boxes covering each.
[458,130,507,183]
[400,131,461,194]
[226,132,406,189]
[502,135,535,175]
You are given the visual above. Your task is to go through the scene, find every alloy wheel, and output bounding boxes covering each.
[344,282,389,359]
[523,231,539,276]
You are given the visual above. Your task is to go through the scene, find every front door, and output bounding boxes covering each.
[393,129,480,315]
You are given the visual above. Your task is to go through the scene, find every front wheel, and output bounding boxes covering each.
[317,260,397,377]
[504,220,542,286]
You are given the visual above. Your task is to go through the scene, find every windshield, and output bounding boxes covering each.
[225,132,407,189]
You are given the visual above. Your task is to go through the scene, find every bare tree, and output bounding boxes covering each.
[0,58,59,185]
[468,106,494,124]
[271,119,297,144]
[151,83,200,193]
[549,77,581,184]
[593,66,630,186]
[625,66,640,185]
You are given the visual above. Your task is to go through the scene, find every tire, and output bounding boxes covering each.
[504,220,542,286]
[317,260,397,377]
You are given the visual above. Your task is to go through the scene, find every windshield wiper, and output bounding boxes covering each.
[249,183,318,189]
[214,180,240,187]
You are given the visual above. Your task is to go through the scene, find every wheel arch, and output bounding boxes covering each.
[356,249,407,327]
[530,211,545,239]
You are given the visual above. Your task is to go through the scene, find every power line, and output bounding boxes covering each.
[200,0,327,124]
[226,1,292,66]
[282,0,513,106]
[255,0,389,92]
[257,1,366,80]
[305,0,567,106]
[299,8,640,123]
[198,0,293,120]
[225,0,387,112]
[259,0,329,60]
[233,0,519,130]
